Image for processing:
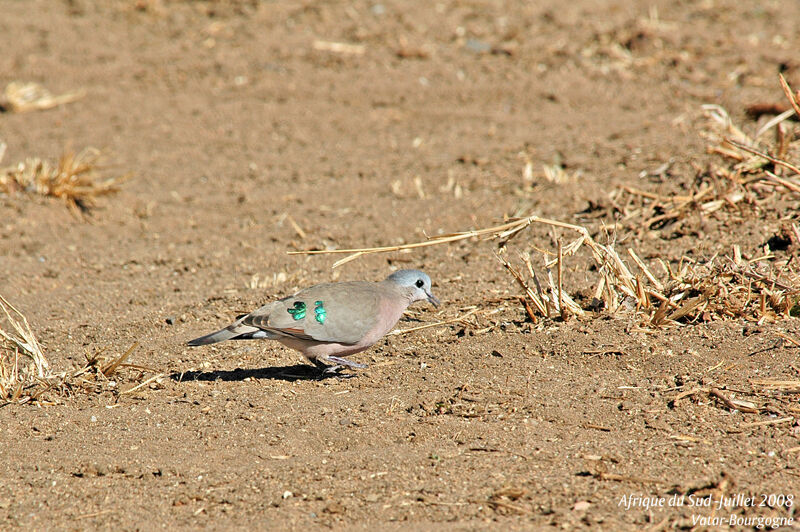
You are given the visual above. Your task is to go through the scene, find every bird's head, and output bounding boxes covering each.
[386,269,440,307]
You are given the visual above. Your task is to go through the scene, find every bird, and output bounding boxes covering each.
[188,269,439,373]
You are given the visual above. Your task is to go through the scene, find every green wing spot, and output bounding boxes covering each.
[287,301,307,320]
[314,301,326,324]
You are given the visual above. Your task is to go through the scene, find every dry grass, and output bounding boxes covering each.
[0,81,85,113]
[644,250,799,325]
[1,294,161,406]
[495,76,800,326]
[290,212,799,327]
[0,147,129,215]
[498,228,799,326]
[289,77,800,328]
[0,295,49,402]
[51,342,166,402]
[288,213,594,268]
[611,76,800,232]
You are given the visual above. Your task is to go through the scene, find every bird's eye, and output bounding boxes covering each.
[415,279,424,288]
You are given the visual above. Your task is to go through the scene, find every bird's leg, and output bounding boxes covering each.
[309,357,365,379]
[326,356,368,369]
[310,358,348,376]
[311,358,336,371]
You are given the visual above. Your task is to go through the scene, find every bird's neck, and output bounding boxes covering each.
[381,281,416,307]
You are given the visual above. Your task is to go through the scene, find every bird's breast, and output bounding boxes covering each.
[357,296,407,347]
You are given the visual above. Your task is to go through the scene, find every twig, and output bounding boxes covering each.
[521,253,549,315]
[496,253,547,317]
[286,215,307,240]
[518,297,537,323]
[751,379,800,392]
[779,73,800,119]
[120,373,164,395]
[1,81,85,113]
[726,138,800,177]
[669,434,711,445]
[756,108,797,139]
[583,423,612,431]
[74,509,115,521]
[288,214,595,268]
[557,239,565,320]
[672,387,704,402]
[628,248,664,291]
[388,309,479,336]
[101,343,138,377]
[740,416,794,429]
[708,387,760,413]
[774,332,800,347]
[763,171,800,195]
[468,447,531,460]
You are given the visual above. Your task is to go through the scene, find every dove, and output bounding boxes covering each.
[188,269,439,372]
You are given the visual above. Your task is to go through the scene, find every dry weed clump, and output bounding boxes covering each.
[0,147,128,214]
[1,295,162,406]
[611,75,800,232]
[51,343,165,402]
[645,250,800,326]
[0,295,49,403]
[0,81,85,113]
[578,7,678,77]
[292,210,799,327]
[499,233,800,327]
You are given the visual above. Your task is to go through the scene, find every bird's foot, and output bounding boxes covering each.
[310,359,359,379]
[326,356,368,369]
[320,364,359,379]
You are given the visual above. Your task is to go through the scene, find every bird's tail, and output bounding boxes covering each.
[187,326,242,346]
[187,314,274,346]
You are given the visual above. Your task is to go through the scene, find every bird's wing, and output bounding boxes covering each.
[243,281,383,345]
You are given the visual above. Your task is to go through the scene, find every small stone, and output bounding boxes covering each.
[573,500,591,512]
[165,316,175,325]
[282,491,293,499]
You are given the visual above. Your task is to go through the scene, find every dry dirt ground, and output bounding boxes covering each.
[2,0,800,530]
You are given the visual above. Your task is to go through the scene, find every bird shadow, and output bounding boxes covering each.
[169,364,348,383]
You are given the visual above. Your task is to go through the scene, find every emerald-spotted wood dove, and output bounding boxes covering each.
[188,269,439,372]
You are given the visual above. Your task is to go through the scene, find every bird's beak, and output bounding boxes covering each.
[426,291,440,307]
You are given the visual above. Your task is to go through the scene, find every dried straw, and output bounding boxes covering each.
[0,295,48,377]
[0,81,85,113]
[1,147,129,214]
[288,214,595,268]
[1,296,158,405]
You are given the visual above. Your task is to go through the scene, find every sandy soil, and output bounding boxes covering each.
[1,0,799,530]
